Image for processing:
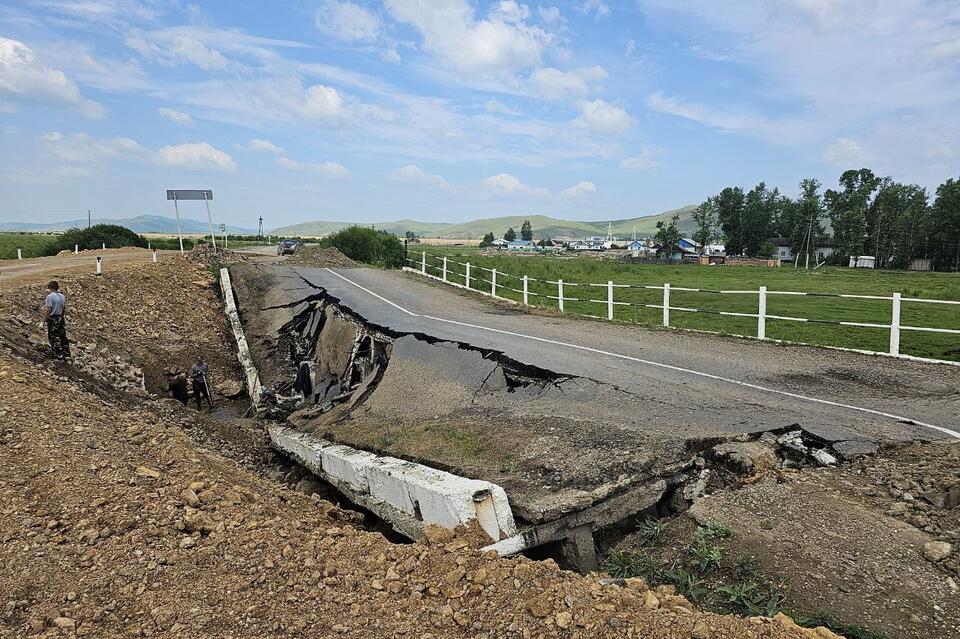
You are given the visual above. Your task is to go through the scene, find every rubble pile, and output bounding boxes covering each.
[288,246,359,269]
[185,245,249,267]
[850,441,959,572]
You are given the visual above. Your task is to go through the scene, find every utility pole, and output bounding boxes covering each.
[87,210,91,229]
[258,216,263,242]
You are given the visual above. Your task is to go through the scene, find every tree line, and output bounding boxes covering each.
[480,220,534,246]
[691,169,960,270]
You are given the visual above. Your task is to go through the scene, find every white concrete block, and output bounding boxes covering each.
[268,425,517,542]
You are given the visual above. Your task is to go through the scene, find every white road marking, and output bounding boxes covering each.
[322,268,960,440]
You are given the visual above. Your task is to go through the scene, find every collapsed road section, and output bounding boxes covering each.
[226,262,922,571]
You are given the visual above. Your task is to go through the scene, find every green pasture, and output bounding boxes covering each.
[407,247,960,361]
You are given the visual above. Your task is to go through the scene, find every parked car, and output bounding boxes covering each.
[277,240,300,255]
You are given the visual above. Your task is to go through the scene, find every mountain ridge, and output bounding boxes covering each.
[272,205,698,239]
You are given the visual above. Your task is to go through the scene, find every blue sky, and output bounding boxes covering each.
[1,0,959,229]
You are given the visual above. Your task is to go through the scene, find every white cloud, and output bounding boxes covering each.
[126,31,228,71]
[620,145,663,169]
[530,66,606,100]
[384,0,553,77]
[578,0,610,19]
[154,142,236,171]
[40,131,147,170]
[483,99,521,115]
[158,107,194,126]
[0,36,105,118]
[247,138,285,155]
[277,156,352,179]
[823,137,872,167]
[299,84,345,120]
[538,6,562,25]
[559,180,597,198]
[647,91,783,137]
[575,99,631,134]
[389,164,449,188]
[482,172,550,196]
[315,1,382,43]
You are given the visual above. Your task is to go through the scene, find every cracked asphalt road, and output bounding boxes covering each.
[280,265,960,446]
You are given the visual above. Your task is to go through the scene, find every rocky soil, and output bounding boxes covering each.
[0,254,843,638]
[609,443,959,639]
[287,246,359,269]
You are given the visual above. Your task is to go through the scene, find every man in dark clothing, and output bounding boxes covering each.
[42,280,71,361]
[189,356,212,411]
[166,367,189,405]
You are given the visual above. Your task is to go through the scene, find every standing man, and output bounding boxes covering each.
[189,356,212,411]
[42,280,71,361]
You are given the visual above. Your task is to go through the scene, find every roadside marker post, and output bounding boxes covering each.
[465,263,471,290]
[890,293,902,356]
[662,283,670,327]
[558,279,564,313]
[102,242,106,250]
[96,256,102,276]
[16,248,22,260]
[522,275,529,306]
[607,280,614,320]
[74,244,78,254]
[758,286,767,340]
[491,269,498,297]
[442,257,448,282]
[421,251,427,274]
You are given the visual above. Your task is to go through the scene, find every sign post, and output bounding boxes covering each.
[166,189,214,255]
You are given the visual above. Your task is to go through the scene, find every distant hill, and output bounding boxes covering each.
[272,206,697,240]
[0,215,254,235]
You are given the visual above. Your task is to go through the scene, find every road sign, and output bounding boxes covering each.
[166,190,213,201]
[219,223,227,232]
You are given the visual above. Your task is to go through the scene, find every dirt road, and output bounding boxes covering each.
[0,247,177,288]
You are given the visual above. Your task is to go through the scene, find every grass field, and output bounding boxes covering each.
[408,247,960,361]
[0,233,62,260]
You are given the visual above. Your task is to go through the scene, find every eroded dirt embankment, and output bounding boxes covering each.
[0,254,839,638]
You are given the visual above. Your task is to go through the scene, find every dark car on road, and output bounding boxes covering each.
[277,240,300,255]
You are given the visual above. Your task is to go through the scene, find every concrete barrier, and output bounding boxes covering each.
[219,267,262,405]
[268,425,517,543]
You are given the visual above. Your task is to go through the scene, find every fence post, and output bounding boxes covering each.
[522,275,529,306]
[558,279,564,312]
[421,251,427,274]
[491,269,497,297]
[607,281,614,321]
[889,292,901,356]
[662,283,670,327]
[465,263,471,289]
[757,286,767,340]
[442,257,448,282]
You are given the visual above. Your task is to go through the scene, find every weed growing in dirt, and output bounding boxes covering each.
[635,519,666,544]
[794,612,888,639]
[603,549,661,582]
[698,521,733,540]
[661,569,708,602]
[687,539,723,572]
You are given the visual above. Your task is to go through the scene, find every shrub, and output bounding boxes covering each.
[320,226,405,268]
[51,224,147,253]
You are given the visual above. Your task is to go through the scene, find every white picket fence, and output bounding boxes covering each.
[403,250,960,365]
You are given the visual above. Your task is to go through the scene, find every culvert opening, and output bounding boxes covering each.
[271,452,412,545]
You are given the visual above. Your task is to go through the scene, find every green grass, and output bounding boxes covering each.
[409,247,960,361]
[0,232,60,259]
